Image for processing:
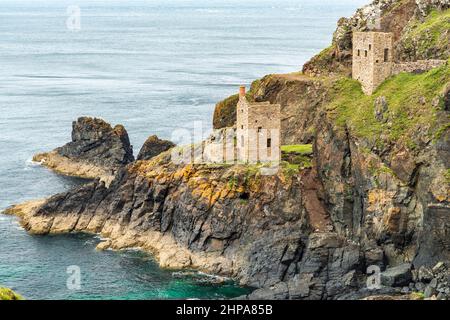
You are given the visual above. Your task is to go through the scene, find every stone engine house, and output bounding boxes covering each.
[352,31,394,95]
[352,31,445,95]
[236,86,281,163]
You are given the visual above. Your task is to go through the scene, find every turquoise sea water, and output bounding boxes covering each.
[0,0,369,299]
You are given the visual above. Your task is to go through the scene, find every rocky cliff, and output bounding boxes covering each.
[137,135,175,161]
[33,117,134,184]
[11,155,371,299]
[4,0,450,300]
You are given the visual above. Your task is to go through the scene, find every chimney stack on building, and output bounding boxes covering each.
[239,85,246,98]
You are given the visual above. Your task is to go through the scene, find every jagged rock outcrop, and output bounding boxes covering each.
[6,155,393,300]
[380,263,413,286]
[137,135,175,161]
[33,117,134,183]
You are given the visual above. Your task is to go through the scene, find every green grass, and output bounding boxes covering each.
[434,122,450,142]
[377,164,395,176]
[410,291,425,300]
[281,144,313,170]
[281,144,313,155]
[283,162,300,170]
[0,287,23,300]
[400,9,450,60]
[312,46,336,66]
[444,169,450,184]
[326,61,450,148]
[295,155,312,168]
[408,9,450,42]
[281,162,300,177]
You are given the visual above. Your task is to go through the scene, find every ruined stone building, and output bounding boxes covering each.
[202,127,235,164]
[352,31,394,95]
[236,86,281,163]
[352,31,446,95]
[201,86,281,164]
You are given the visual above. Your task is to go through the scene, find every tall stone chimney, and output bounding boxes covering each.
[239,85,246,98]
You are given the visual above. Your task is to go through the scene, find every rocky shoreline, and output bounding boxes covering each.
[4,190,232,272]
[33,151,115,185]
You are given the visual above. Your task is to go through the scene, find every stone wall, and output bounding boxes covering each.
[392,59,447,75]
[353,32,447,95]
[202,128,236,164]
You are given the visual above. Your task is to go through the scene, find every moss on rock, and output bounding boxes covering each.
[325,61,450,151]
[0,287,23,300]
[397,9,450,61]
[302,45,352,77]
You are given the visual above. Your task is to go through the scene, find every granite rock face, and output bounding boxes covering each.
[137,135,175,161]
[314,111,450,268]
[58,117,134,168]
[12,124,450,300]
[381,263,413,286]
[12,156,325,289]
[33,117,134,182]
[10,160,370,299]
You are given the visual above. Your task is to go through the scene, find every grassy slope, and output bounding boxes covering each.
[411,9,450,38]
[281,144,313,172]
[325,60,449,150]
[281,144,313,154]
[400,9,450,60]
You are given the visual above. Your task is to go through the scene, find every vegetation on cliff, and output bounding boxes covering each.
[397,8,450,61]
[281,144,313,155]
[325,60,449,150]
[302,0,420,77]
[281,144,313,171]
[301,44,352,77]
[0,287,23,300]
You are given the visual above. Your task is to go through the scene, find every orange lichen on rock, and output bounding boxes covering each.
[367,189,396,210]
[383,207,403,233]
